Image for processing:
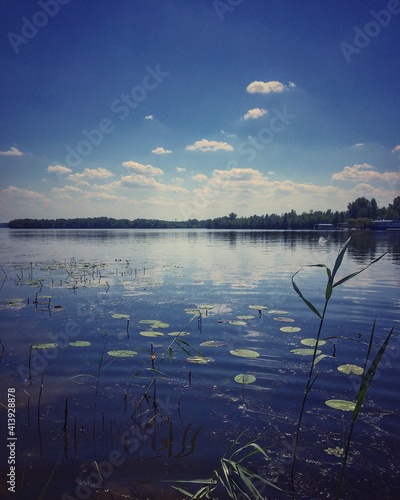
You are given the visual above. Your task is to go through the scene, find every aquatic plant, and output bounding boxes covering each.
[290,235,388,493]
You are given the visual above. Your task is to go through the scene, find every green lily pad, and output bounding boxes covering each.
[112,314,130,319]
[69,341,91,347]
[280,326,301,333]
[200,341,227,347]
[32,343,58,349]
[268,310,289,315]
[198,304,215,310]
[249,305,268,310]
[325,447,344,457]
[229,320,247,326]
[185,308,200,315]
[301,338,326,347]
[230,349,260,358]
[168,331,190,336]
[338,364,363,375]
[234,374,256,384]
[237,315,256,320]
[186,356,214,364]
[325,399,356,411]
[290,348,322,356]
[139,319,160,324]
[274,317,294,323]
[107,350,138,357]
[152,322,169,328]
[140,331,164,337]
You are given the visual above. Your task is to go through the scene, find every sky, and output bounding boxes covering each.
[0,0,399,222]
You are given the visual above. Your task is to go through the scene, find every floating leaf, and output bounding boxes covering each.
[280,326,301,333]
[229,320,247,326]
[185,308,199,315]
[301,338,326,347]
[186,356,214,364]
[237,315,256,320]
[32,343,58,349]
[230,349,260,358]
[200,340,227,347]
[325,399,356,411]
[234,374,256,384]
[152,322,169,328]
[112,313,130,320]
[268,310,289,315]
[107,350,138,357]
[314,354,332,365]
[338,364,363,375]
[249,305,268,310]
[274,317,294,323]
[168,331,190,336]
[69,341,91,347]
[290,348,322,356]
[198,304,214,310]
[139,319,160,324]
[140,331,164,337]
[325,447,344,457]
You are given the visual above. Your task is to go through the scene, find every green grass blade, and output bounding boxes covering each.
[352,326,394,423]
[333,252,387,289]
[291,270,321,318]
[331,236,352,281]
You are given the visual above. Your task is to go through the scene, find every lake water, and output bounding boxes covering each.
[0,229,399,499]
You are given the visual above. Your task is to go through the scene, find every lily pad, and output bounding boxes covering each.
[200,340,227,347]
[338,364,363,375]
[290,348,322,356]
[69,341,91,347]
[249,305,268,310]
[32,343,58,349]
[168,331,190,336]
[234,374,256,384]
[301,338,326,347]
[325,399,356,411]
[229,320,247,326]
[268,310,289,315]
[152,322,169,328]
[185,308,200,315]
[139,319,160,324]
[112,314,130,319]
[237,315,256,320]
[107,350,138,357]
[230,349,260,358]
[325,447,344,457]
[186,356,214,364]
[280,326,301,333]
[273,317,294,323]
[140,331,164,337]
[198,304,215,310]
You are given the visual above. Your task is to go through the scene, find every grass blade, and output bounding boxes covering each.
[291,270,321,318]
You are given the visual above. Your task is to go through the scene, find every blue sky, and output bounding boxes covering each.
[1,0,399,221]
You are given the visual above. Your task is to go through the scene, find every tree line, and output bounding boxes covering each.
[7,196,400,230]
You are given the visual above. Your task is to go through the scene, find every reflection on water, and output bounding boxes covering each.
[0,229,399,499]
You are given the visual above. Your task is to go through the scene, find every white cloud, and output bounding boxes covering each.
[1,185,49,201]
[152,147,172,155]
[52,185,83,198]
[47,165,72,175]
[0,147,24,156]
[246,80,296,94]
[185,139,234,152]
[192,173,208,182]
[243,108,268,120]
[68,167,114,182]
[145,115,154,120]
[121,174,187,192]
[176,167,186,173]
[332,163,400,183]
[391,144,400,153]
[122,161,163,176]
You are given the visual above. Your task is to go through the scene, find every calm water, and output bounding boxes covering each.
[0,229,399,499]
